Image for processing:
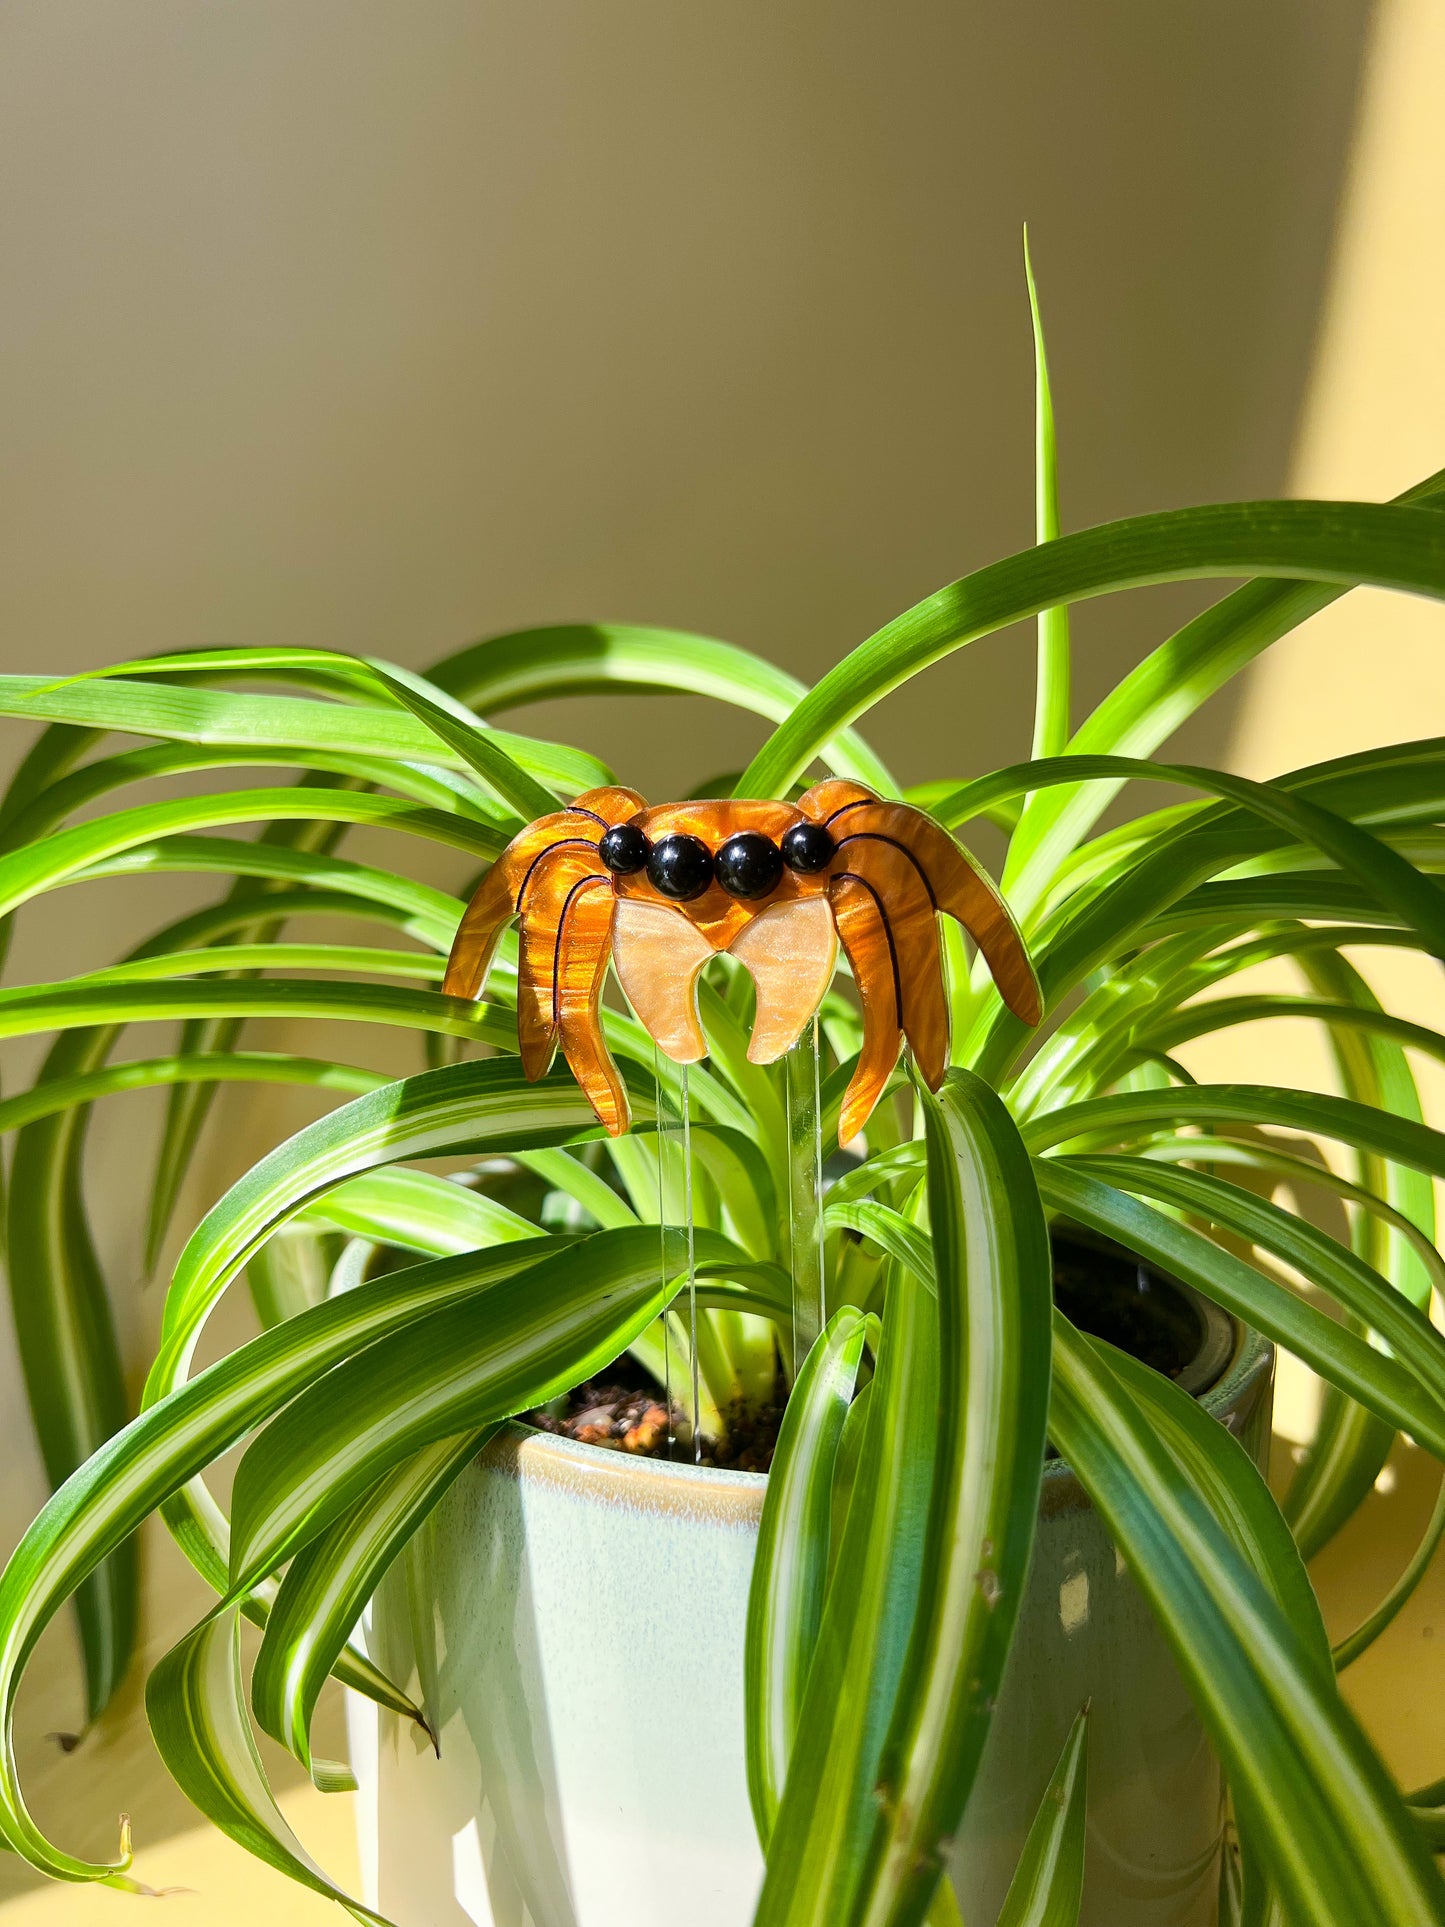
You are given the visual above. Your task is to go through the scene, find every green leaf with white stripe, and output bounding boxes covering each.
[0,671,607,796]
[0,785,503,925]
[995,1704,1090,1927]
[999,464,1445,919]
[426,622,897,793]
[752,1253,938,1927]
[853,1072,1053,1927]
[739,499,1445,797]
[1032,1160,1445,1460]
[146,1608,392,1924]
[746,1306,871,1842]
[0,1235,560,1880]
[301,1167,539,1254]
[1334,1469,1445,1672]
[1050,1312,1445,1926]
[1061,1156,1445,1423]
[251,1431,488,1777]
[1022,227,1070,768]
[225,1224,723,1593]
[1024,1083,1445,1176]
[1091,1340,1331,1679]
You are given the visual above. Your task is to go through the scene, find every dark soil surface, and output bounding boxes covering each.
[527,1369,787,1471]
[1051,1229,1205,1379]
[528,1381,675,1456]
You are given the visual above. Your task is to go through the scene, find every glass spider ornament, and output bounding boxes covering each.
[443,780,1042,1144]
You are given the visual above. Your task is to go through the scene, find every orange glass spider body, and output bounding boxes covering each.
[443,779,1042,1146]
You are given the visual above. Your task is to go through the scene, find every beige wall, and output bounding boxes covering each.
[1,0,1424,1914]
[0,1,1369,789]
[1233,0,1445,780]
[1183,0,1445,1439]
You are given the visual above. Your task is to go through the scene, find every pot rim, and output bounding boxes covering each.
[493,1315,1273,1520]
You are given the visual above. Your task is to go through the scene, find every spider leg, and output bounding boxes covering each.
[797,776,876,823]
[928,840,1042,1025]
[443,788,645,1002]
[828,872,904,1146]
[555,875,630,1135]
[443,788,646,1113]
[801,784,1041,1027]
[828,838,948,1086]
[442,856,517,1003]
[443,809,610,1001]
[513,842,618,1078]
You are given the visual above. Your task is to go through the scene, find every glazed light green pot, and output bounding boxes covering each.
[352,1324,1272,1927]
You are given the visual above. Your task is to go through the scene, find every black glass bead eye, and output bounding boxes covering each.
[598,823,651,875]
[647,833,714,900]
[715,831,784,900]
[781,821,836,873]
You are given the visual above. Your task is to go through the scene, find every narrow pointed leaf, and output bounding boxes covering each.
[854,1072,1053,1927]
[1032,1160,1445,1459]
[1022,228,1070,767]
[1334,1467,1445,1671]
[1092,1341,1331,1678]
[146,1609,391,1923]
[225,1225,695,1591]
[251,1431,487,1775]
[752,1260,938,1925]
[301,1167,538,1254]
[1025,1084,1445,1178]
[0,673,607,793]
[740,499,1445,796]
[746,1306,871,1842]
[995,1704,1089,1927]
[1064,1156,1445,1420]
[1049,1312,1445,1927]
[1001,466,1445,915]
[0,1235,559,1880]
[0,785,502,925]
[426,621,897,793]
[359,658,563,819]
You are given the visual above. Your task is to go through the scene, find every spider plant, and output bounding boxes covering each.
[2,275,1445,1926]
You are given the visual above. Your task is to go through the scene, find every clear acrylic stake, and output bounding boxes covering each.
[653,1048,701,1459]
[679,1062,700,1463]
[785,1017,825,1363]
[654,1048,679,1459]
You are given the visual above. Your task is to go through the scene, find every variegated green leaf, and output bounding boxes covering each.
[1050,1313,1445,1925]
[853,1073,1053,1927]
[741,499,1445,796]
[746,1306,871,1842]
[995,1703,1089,1927]
[752,1249,938,1927]
[251,1431,487,1777]
[426,621,897,793]
[1021,227,1071,769]
[0,671,607,796]
[0,1235,561,1879]
[1032,1160,1445,1460]
[146,1608,391,1922]
[223,1224,697,1591]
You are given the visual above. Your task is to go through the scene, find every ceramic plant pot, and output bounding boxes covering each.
[351,1269,1272,1927]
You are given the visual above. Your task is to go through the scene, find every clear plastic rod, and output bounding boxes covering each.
[785,1017,825,1362]
[680,1062,701,1463]
[654,1047,677,1459]
[654,1049,701,1459]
